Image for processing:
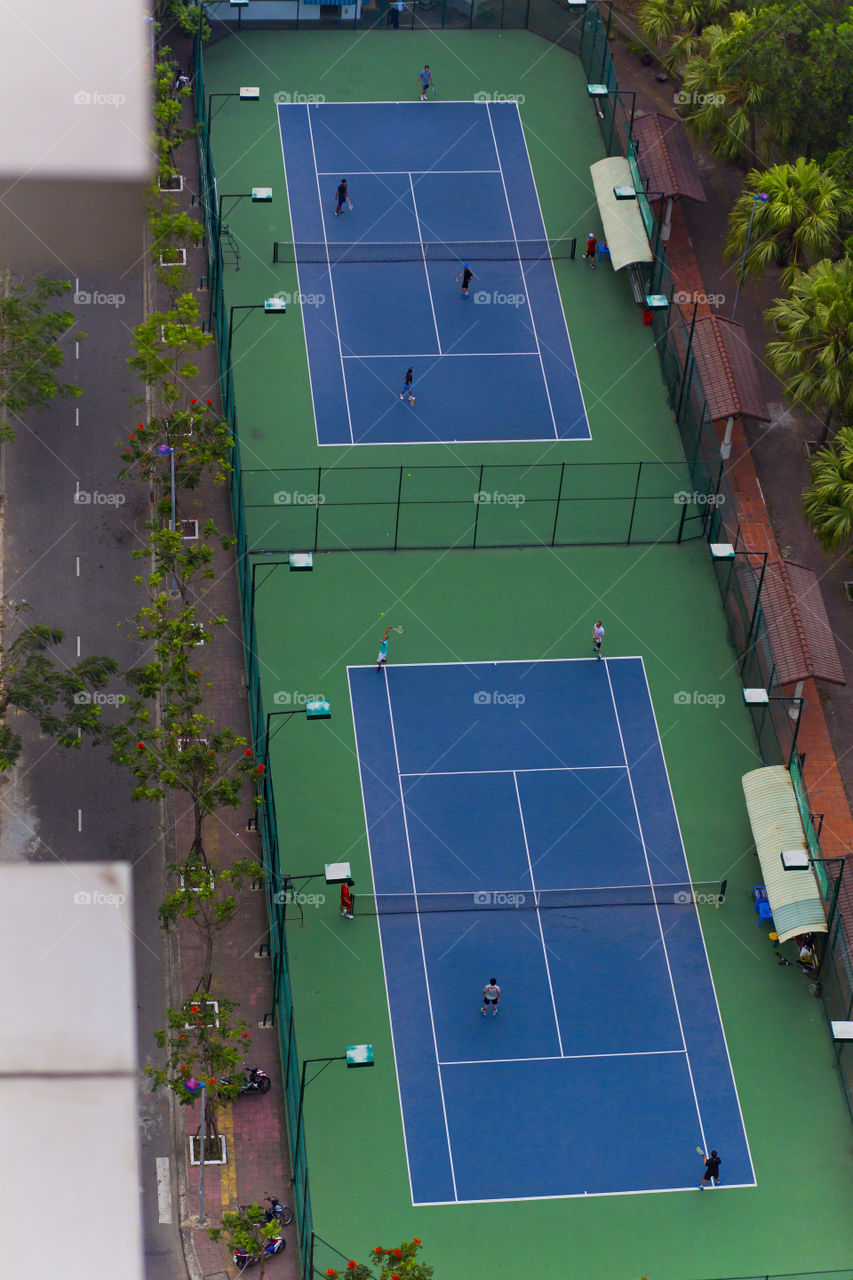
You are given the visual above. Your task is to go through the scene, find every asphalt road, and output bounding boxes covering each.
[1,267,186,1280]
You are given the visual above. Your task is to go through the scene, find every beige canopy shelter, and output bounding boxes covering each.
[589,157,654,272]
[741,766,827,943]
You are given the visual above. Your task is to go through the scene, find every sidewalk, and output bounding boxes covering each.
[151,42,298,1279]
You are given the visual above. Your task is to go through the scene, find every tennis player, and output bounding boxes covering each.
[399,366,415,406]
[377,626,392,672]
[334,179,351,217]
[592,619,605,659]
[455,264,475,297]
[698,1149,721,1188]
[583,232,598,268]
[481,978,500,1016]
[340,879,354,919]
[418,66,433,101]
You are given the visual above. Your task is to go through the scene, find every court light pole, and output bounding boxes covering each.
[225,300,286,420]
[731,192,768,322]
[294,1046,375,1160]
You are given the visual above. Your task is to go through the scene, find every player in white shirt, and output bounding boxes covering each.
[481,979,500,1016]
[592,619,605,660]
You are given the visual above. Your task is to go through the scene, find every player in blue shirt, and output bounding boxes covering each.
[418,66,433,101]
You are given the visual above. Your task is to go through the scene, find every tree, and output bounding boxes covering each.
[0,606,118,770]
[326,1239,432,1280]
[725,161,852,287]
[745,2,853,162]
[802,427,853,554]
[638,0,738,76]
[119,406,234,495]
[0,271,83,443]
[111,706,261,861]
[765,258,853,443]
[208,1205,282,1279]
[127,293,212,414]
[153,0,210,39]
[160,854,262,992]
[680,14,765,161]
[146,995,251,1147]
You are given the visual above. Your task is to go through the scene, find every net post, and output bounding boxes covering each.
[718,879,727,904]
[472,463,484,548]
[551,462,566,546]
[314,466,322,552]
[273,240,279,264]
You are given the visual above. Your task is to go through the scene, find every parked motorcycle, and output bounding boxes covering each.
[233,1234,284,1271]
[222,1066,271,1095]
[237,1196,293,1227]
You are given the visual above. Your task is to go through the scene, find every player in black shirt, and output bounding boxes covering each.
[334,179,351,217]
[455,264,475,297]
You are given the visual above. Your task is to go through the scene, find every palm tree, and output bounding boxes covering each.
[639,0,737,75]
[766,258,853,445]
[725,159,852,287]
[680,14,764,162]
[803,427,853,554]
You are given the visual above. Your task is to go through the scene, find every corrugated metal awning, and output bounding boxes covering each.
[589,157,653,272]
[760,560,845,685]
[742,766,826,944]
[633,113,706,203]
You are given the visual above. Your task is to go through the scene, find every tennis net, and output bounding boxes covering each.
[352,880,726,915]
[272,238,577,265]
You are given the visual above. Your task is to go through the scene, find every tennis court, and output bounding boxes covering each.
[277,101,589,445]
[348,656,753,1203]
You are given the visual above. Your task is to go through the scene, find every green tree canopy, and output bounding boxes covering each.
[802,427,853,554]
[639,0,738,75]
[765,257,853,441]
[725,160,852,287]
[0,272,83,443]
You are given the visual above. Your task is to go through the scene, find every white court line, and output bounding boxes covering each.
[352,656,643,670]
[485,101,558,441]
[409,173,442,355]
[633,655,757,1185]
[414,1181,754,1207]
[398,765,626,777]
[305,108,355,444]
[512,99,591,441]
[384,673,459,1202]
[603,660,706,1148]
[513,771,564,1055]
[440,1048,687,1066]
[346,670,420,1207]
[342,351,539,359]
[278,107,324,448]
[317,169,501,175]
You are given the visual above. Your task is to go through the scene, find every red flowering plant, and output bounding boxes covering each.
[117,404,233,495]
[325,1239,431,1280]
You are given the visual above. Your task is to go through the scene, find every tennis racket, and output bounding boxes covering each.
[431,84,438,98]
[391,625,405,634]
[696,1146,705,1155]
[347,199,353,211]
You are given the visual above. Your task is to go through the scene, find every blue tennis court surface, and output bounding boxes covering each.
[347,658,754,1204]
[278,102,589,446]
